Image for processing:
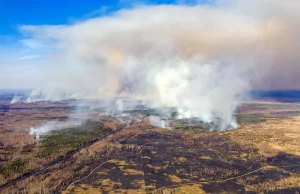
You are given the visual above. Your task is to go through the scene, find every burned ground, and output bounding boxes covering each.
[0,100,300,193]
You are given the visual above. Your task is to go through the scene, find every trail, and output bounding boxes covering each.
[0,115,149,191]
[63,161,110,192]
[63,154,300,193]
[154,164,300,193]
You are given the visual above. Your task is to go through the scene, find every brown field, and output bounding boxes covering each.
[0,99,300,193]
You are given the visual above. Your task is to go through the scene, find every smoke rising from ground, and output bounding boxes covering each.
[10,95,22,104]
[20,0,300,129]
[29,120,82,140]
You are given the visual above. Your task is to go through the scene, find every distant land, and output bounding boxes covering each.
[251,90,300,102]
[1,89,300,102]
[0,89,30,101]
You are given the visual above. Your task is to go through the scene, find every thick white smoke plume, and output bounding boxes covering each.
[29,120,82,139]
[20,0,300,130]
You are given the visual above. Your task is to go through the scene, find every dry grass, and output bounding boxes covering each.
[230,116,300,157]
[154,184,206,194]
[1,101,300,193]
[246,175,300,193]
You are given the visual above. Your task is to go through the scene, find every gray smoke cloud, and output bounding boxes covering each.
[19,0,300,129]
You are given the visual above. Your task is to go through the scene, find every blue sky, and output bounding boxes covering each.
[1,0,117,42]
[0,0,211,43]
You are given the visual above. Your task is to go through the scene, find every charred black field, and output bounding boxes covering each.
[0,91,300,193]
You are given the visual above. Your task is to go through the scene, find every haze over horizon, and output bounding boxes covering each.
[1,0,300,129]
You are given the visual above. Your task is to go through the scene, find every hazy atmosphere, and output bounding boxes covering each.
[0,1,300,193]
[2,0,300,91]
[2,0,300,128]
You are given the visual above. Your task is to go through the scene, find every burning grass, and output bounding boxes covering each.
[1,100,300,193]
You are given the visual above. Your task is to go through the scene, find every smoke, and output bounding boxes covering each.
[149,116,171,129]
[25,88,79,103]
[20,0,300,130]
[29,120,82,140]
[115,99,124,112]
[10,95,22,104]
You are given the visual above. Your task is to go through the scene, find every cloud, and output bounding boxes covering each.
[19,55,41,61]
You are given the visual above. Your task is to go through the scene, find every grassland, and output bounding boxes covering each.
[0,119,112,186]
[0,100,300,193]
